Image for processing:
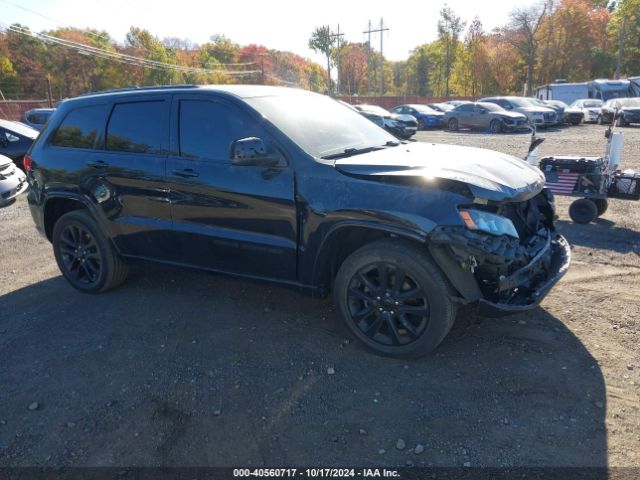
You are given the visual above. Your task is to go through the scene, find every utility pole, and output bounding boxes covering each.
[260,54,265,85]
[46,75,53,108]
[330,25,344,95]
[363,19,389,96]
[365,20,372,94]
[614,15,627,80]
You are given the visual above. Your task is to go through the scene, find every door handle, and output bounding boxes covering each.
[173,168,199,178]
[87,160,109,168]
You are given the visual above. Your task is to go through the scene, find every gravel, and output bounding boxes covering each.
[0,125,638,467]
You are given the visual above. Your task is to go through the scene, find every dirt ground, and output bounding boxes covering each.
[0,124,638,469]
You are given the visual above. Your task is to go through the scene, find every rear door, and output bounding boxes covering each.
[166,94,297,280]
[78,97,173,259]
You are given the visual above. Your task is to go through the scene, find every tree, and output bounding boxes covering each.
[507,2,548,95]
[437,5,466,96]
[610,0,640,77]
[406,45,432,96]
[308,25,336,94]
[338,43,368,96]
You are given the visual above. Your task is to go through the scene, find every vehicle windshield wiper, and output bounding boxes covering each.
[321,142,399,160]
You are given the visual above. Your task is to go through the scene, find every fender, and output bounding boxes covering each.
[309,219,430,295]
[42,191,122,253]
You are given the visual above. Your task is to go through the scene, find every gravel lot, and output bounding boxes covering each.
[0,124,638,468]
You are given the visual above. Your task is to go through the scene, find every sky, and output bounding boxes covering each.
[1,0,536,63]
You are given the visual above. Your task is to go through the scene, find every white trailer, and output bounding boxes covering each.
[535,82,589,104]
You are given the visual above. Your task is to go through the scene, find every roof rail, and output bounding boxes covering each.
[77,84,199,97]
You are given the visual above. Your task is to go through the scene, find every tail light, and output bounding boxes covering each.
[23,154,33,172]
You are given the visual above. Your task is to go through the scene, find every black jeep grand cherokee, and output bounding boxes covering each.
[25,85,570,357]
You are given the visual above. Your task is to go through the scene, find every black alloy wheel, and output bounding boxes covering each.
[52,210,129,292]
[346,262,430,347]
[58,222,102,286]
[334,239,456,358]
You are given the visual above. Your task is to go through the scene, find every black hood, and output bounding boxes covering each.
[334,142,546,202]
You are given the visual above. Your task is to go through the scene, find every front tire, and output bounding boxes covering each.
[490,119,503,134]
[52,210,129,293]
[334,239,456,358]
[448,118,459,131]
[569,198,598,224]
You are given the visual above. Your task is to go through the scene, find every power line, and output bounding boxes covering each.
[3,24,260,76]
[363,19,389,95]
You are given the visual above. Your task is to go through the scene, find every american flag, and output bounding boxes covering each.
[545,171,580,195]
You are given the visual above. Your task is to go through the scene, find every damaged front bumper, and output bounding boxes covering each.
[429,226,571,316]
[478,234,570,315]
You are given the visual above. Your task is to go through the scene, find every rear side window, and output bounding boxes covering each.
[52,105,108,149]
[106,101,165,154]
[179,100,259,161]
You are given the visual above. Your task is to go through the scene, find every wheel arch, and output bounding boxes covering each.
[43,193,106,243]
[310,222,427,298]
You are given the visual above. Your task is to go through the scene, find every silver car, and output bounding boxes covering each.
[0,154,28,207]
[479,96,557,127]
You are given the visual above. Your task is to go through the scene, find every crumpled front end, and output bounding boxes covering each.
[428,189,571,315]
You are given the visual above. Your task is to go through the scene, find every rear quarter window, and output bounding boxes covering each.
[52,105,109,149]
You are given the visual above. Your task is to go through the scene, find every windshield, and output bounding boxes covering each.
[246,93,398,159]
[581,100,602,108]
[548,100,568,108]
[619,98,640,107]
[358,105,391,116]
[478,102,504,112]
[409,105,438,114]
[429,103,453,112]
[508,98,535,108]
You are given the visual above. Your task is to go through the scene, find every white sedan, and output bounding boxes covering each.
[570,99,603,123]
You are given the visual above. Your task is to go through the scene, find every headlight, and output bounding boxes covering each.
[459,209,519,238]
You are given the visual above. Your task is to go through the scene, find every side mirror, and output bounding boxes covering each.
[231,137,284,167]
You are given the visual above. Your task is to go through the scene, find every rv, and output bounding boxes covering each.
[587,79,635,101]
[535,82,588,104]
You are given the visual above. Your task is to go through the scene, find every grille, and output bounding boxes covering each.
[543,113,554,121]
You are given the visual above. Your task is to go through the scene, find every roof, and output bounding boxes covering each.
[0,119,39,138]
[74,84,308,101]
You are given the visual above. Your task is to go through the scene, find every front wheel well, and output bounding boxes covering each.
[313,227,425,296]
[44,197,87,241]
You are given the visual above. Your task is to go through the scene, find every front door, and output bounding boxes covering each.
[166,95,297,281]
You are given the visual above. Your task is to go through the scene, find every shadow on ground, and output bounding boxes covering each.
[0,265,607,468]
[557,218,640,255]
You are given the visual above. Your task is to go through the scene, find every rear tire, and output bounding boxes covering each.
[569,198,598,224]
[593,198,608,216]
[448,118,459,131]
[334,239,457,358]
[417,118,425,130]
[52,210,129,293]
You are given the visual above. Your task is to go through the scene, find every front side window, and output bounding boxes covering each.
[106,101,165,154]
[52,105,108,149]
[179,100,260,161]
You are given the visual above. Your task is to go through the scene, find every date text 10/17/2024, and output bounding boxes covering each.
[233,469,401,478]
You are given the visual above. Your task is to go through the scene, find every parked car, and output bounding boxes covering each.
[443,102,529,133]
[0,154,27,207]
[570,99,603,123]
[25,85,569,358]
[20,108,55,131]
[0,119,38,170]
[427,103,454,113]
[598,97,640,126]
[526,98,561,125]
[390,104,443,130]
[544,100,584,125]
[353,104,418,139]
[479,96,557,128]
[445,100,472,107]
